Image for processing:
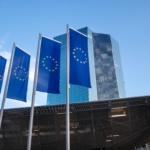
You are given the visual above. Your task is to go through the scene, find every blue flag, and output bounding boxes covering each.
[69,28,91,88]
[0,55,7,93]
[36,36,61,93]
[6,46,30,102]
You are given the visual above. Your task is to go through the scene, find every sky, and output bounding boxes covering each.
[0,0,150,109]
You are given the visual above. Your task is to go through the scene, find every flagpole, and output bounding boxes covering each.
[66,24,70,150]
[27,33,42,150]
[0,43,16,129]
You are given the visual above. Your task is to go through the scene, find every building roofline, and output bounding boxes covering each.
[3,95,150,111]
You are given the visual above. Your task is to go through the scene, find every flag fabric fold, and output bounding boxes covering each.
[6,46,30,102]
[36,36,61,93]
[69,28,91,88]
[0,55,7,93]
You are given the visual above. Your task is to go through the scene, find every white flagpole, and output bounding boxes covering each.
[66,24,70,150]
[0,43,16,129]
[27,33,42,150]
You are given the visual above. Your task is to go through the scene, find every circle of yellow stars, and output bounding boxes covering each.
[42,56,58,72]
[73,47,87,64]
[0,75,2,81]
[14,66,27,81]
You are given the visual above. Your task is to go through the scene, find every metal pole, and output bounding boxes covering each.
[127,102,132,135]
[66,24,70,150]
[27,33,42,150]
[91,106,96,147]
[0,43,15,129]
[109,101,114,150]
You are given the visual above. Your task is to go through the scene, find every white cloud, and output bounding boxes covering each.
[0,51,11,59]
[13,99,40,107]
[4,99,40,109]
[0,45,2,49]
[29,57,36,81]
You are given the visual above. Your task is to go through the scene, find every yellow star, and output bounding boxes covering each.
[20,79,21,80]
[15,67,17,69]
[77,59,79,61]
[55,61,57,63]
[21,66,22,68]
[0,75,1,77]
[79,48,81,50]
[80,61,82,63]
[25,72,27,74]
[74,49,76,51]
[85,54,86,56]
[14,73,16,75]
[23,79,24,81]
[83,62,85,64]
[43,64,45,66]
[16,77,18,79]
[14,70,16,72]
[73,52,75,54]
[46,56,48,58]
[46,67,48,69]
[42,61,44,63]
[55,67,57,69]
[76,47,78,49]
[24,69,25,70]
[82,51,84,53]
[53,58,55,60]
[49,69,51,71]
[52,70,54,72]
[43,58,45,60]
[18,66,19,68]
[50,56,51,58]
[74,56,76,58]
[0,79,1,81]
[86,58,87,59]
[56,64,58,66]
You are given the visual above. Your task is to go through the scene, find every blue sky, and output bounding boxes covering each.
[0,0,150,109]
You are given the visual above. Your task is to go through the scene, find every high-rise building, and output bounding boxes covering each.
[47,27,126,105]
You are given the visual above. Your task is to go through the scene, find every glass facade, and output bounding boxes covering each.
[110,36,126,98]
[92,33,126,100]
[47,27,98,105]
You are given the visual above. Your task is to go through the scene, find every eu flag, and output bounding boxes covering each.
[0,55,7,93]
[6,46,30,102]
[69,28,91,88]
[36,36,61,93]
